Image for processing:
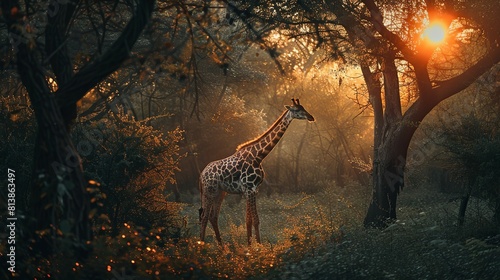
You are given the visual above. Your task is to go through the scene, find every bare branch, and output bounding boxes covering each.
[433,46,500,101]
[361,0,418,63]
[56,0,155,108]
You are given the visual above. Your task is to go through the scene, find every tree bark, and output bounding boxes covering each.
[494,200,500,226]
[359,0,500,228]
[361,53,403,227]
[362,52,435,227]
[1,1,91,256]
[364,95,436,227]
[458,178,474,227]
[30,97,91,256]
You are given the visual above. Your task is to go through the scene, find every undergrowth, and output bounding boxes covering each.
[2,181,499,279]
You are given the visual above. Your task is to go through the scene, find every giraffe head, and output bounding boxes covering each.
[285,98,315,121]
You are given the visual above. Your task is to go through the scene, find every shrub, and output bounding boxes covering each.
[72,111,185,235]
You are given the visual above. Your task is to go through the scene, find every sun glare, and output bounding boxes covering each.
[422,22,446,44]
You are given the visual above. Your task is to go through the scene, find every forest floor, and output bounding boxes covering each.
[8,181,498,279]
[179,182,500,280]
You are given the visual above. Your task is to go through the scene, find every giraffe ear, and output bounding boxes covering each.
[285,105,291,110]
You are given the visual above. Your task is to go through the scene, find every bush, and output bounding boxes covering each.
[72,111,185,235]
[0,93,35,212]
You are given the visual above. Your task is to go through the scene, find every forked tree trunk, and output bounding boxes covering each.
[360,56,407,227]
[364,135,406,227]
[2,0,155,258]
[1,3,90,257]
[30,96,91,256]
[363,98,435,227]
[360,53,434,227]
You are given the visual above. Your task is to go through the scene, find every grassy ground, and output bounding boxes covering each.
[7,181,498,279]
[179,182,500,279]
[261,187,500,280]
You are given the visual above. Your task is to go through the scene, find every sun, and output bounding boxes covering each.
[422,22,446,44]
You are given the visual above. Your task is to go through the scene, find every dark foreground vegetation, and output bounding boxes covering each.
[2,178,500,279]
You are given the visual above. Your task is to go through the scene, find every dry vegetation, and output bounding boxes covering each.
[14,180,496,279]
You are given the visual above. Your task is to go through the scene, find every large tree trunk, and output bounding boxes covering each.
[360,54,404,227]
[364,133,406,227]
[1,1,91,256]
[361,53,433,227]
[364,97,435,227]
[30,95,91,256]
[2,0,155,259]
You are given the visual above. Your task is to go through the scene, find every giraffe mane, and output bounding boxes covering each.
[236,109,288,151]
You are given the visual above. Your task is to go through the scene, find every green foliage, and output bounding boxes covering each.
[263,186,500,280]
[0,92,35,210]
[443,115,500,175]
[4,179,499,279]
[72,111,185,233]
[436,90,500,224]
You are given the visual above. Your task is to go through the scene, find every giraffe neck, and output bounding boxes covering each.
[237,110,293,161]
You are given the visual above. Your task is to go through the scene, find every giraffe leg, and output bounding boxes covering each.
[248,193,261,244]
[200,205,209,242]
[200,185,214,242]
[200,214,209,242]
[246,200,253,245]
[246,193,261,245]
[209,191,226,245]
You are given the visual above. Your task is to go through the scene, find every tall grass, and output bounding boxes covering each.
[4,181,499,279]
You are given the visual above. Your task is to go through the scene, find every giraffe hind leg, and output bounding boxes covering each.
[200,220,208,242]
[246,202,253,245]
[200,208,219,243]
[200,207,209,242]
[209,191,226,245]
[199,187,211,242]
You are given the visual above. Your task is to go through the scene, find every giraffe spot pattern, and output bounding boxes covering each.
[199,103,315,244]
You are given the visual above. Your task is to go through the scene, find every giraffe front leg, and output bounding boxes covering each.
[249,193,261,244]
[246,193,261,245]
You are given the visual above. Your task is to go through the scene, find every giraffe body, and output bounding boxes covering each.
[199,99,314,245]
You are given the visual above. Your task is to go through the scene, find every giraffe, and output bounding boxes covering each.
[199,98,315,245]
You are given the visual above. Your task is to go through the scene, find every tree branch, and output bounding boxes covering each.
[56,0,155,108]
[225,1,285,74]
[45,0,78,86]
[360,63,383,147]
[433,46,500,101]
[361,0,418,63]
[1,0,52,116]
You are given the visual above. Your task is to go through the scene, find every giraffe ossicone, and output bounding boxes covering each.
[199,98,314,245]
